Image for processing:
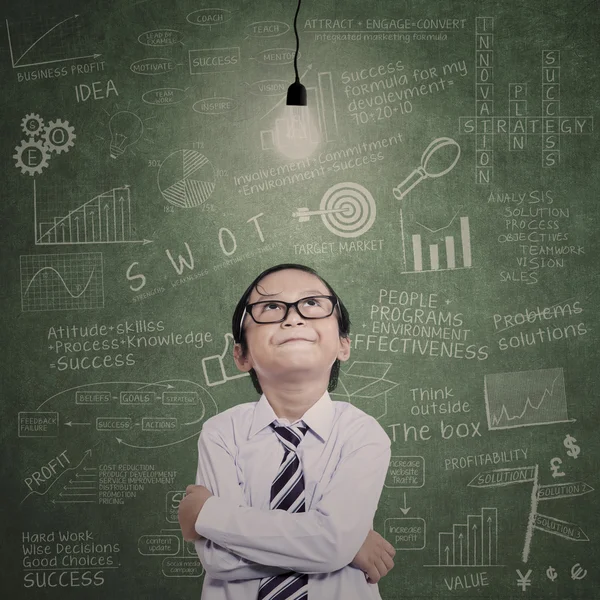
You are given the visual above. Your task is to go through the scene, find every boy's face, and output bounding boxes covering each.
[233,269,350,385]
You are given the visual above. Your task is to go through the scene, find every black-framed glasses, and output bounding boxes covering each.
[241,295,337,326]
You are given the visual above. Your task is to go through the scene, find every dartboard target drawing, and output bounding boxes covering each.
[319,182,376,238]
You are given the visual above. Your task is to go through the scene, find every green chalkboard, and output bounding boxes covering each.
[2,0,599,598]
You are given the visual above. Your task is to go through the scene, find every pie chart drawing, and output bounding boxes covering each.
[157,149,216,208]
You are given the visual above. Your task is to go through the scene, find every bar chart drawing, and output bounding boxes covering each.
[20,253,104,312]
[260,70,338,150]
[399,210,473,273]
[426,507,499,567]
[33,181,145,245]
[484,368,572,430]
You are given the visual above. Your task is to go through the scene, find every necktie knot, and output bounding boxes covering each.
[270,422,308,451]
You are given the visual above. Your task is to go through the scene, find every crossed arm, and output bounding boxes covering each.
[178,423,395,582]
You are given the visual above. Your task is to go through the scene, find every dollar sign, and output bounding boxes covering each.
[546,566,558,581]
[550,457,565,478]
[563,434,581,459]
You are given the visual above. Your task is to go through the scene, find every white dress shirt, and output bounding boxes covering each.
[193,390,391,600]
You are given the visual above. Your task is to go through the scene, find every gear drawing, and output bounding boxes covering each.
[43,118,76,154]
[13,138,50,176]
[21,113,45,138]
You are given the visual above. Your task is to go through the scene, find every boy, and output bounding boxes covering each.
[179,263,395,599]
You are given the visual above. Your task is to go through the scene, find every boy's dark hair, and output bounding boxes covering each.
[231,263,351,394]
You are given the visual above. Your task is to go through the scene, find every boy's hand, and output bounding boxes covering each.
[351,529,396,584]
[178,485,214,541]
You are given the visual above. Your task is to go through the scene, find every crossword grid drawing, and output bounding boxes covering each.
[458,17,593,183]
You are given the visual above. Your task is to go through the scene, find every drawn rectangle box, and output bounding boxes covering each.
[542,151,560,168]
[476,33,493,49]
[543,136,559,150]
[260,129,275,151]
[71,206,86,241]
[542,101,560,117]
[476,133,491,150]
[120,390,155,405]
[138,534,180,556]
[542,85,559,101]
[481,507,498,565]
[76,390,110,404]
[509,83,527,100]
[439,532,454,563]
[189,47,240,74]
[38,222,56,243]
[166,490,186,523]
[475,17,494,33]
[509,102,527,119]
[467,513,483,565]
[476,166,492,184]
[563,117,593,134]
[385,455,425,488]
[476,67,493,85]
[385,517,426,550]
[162,391,198,406]
[476,118,493,134]
[84,201,100,241]
[543,50,560,66]
[162,557,203,578]
[142,417,177,431]
[476,100,494,115]
[97,416,131,431]
[18,411,58,437]
[542,66,560,84]
[453,523,468,565]
[477,50,493,67]
[477,150,491,169]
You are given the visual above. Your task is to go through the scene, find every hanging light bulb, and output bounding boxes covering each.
[275,81,320,159]
[273,0,319,159]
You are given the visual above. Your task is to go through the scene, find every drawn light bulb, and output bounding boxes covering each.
[274,103,320,160]
[108,111,143,158]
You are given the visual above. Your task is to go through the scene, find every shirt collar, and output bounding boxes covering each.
[249,390,334,443]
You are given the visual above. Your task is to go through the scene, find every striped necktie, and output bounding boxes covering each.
[258,422,309,600]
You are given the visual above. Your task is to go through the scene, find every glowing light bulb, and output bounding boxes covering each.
[274,104,320,160]
[108,110,143,159]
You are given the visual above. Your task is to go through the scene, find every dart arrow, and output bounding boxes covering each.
[292,207,350,222]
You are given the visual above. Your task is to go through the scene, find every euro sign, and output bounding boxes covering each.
[571,563,587,580]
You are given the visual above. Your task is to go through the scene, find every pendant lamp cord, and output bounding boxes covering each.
[293,0,302,82]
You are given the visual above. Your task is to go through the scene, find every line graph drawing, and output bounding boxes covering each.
[6,15,100,69]
[33,181,150,245]
[20,450,93,505]
[484,368,573,430]
[20,253,104,311]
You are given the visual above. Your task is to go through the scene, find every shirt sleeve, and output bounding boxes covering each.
[195,416,391,575]
[193,425,289,581]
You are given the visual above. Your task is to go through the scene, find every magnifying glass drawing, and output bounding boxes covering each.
[393,137,461,200]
